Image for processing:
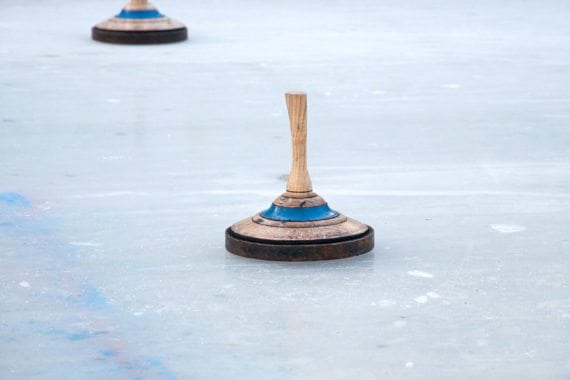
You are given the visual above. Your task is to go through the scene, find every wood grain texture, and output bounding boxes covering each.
[285,92,313,194]
[231,215,369,241]
[272,194,326,208]
[124,0,153,11]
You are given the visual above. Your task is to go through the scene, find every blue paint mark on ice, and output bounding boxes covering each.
[67,330,108,341]
[28,323,108,342]
[0,192,31,208]
[99,349,118,358]
[67,282,113,311]
[142,358,178,380]
[2,193,178,379]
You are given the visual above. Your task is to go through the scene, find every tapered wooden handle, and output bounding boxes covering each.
[285,91,313,193]
[126,0,150,9]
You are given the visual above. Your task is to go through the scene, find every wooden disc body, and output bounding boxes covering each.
[226,226,374,262]
[92,1,187,44]
[92,27,187,44]
[226,192,375,261]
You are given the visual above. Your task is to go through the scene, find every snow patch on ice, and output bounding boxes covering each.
[490,224,526,233]
[408,270,434,279]
[371,299,396,308]
[414,296,428,304]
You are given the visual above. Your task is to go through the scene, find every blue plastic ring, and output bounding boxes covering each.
[260,204,340,222]
[116,10,163,19]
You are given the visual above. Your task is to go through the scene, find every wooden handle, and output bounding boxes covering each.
[285,91,313,193]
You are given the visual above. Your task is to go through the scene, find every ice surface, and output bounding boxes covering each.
[1,0,569,379]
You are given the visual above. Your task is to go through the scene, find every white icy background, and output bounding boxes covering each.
[1,0,570,378]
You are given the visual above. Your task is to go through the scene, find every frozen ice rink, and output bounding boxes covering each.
[1,0,569,378]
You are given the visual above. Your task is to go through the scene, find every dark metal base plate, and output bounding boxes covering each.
[92,27,188,44]
[225,226,374,261]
